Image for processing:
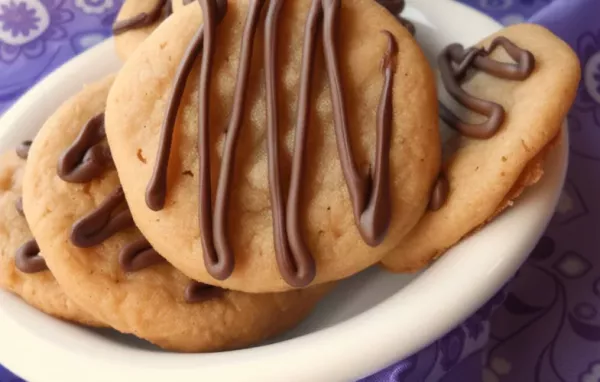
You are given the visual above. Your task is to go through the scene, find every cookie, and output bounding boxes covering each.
[23,75,331,351]
[105,0,440,292]
[113,0,191,61]
[0,149,101,326]
[381,24,580,272]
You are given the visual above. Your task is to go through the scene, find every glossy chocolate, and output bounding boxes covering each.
[57,113,113,183]
[184,281,222,303]
[70,186,134,248]
[119,237,165,272]
[428,173,449,211]
[113,0,168,35]
[439,37,535,139]
[15,240,47,274]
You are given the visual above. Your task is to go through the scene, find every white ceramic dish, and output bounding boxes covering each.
[0,1,568,381]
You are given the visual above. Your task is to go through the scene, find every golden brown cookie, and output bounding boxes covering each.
[382,24,580,272]
[0,149,101,326]
[22,75,331,352]
[105,0,440,292]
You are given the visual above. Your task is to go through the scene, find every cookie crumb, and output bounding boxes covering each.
[137,149,147,164]
[182,170,194,177]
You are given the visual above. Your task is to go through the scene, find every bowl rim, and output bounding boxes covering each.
[0,1,568,381]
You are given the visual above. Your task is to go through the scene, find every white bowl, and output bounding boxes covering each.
[0,1,567,381]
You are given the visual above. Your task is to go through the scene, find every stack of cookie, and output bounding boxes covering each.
[0,0,579,352]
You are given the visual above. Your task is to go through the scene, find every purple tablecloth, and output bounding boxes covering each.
[0,0,598,381]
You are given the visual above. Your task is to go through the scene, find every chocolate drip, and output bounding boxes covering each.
[439,37,535,139]
[119,237,165,272]
[113,0,168,35]
[196,0,230,280]
[70,186,134,248]
[15,240,47,274]
[184,281,222,303]
[322,0,393,246]
[266,0,318,287]
[57,113,113,183]
[428,173,449,211]
[211,0,265,279]
[15,197,24,216]
[16,140,32,159]
[359,30,397,242]
[146,0,228,211]
[146,0,398,286]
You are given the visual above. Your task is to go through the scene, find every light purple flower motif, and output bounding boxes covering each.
[0,0,73,63]
[0,1,40,38]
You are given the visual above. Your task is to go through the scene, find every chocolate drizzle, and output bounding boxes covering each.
[70,186,134,248]
[146,0,399,287]
[113,0,198,35]
[15,240,47,274]
[184,281,222,303]
[428,173,449,211]
[322,0,395,247]
[119,237,165,272]
[16,141,32,159]
[57,113,113,183]
[439,37,535,139]
[113,0,170,35]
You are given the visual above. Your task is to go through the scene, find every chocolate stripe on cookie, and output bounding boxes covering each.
[57,113,113,183]
[145,0,400,287]
[439,37,535,139]
[210,0,266,280]
[119,237,165,272]
[112,0,199,35]
[184,281,223,303]
[265,0,317,287]
[71,186,134,248]
[15,240,48,274]
[113,0,169,35]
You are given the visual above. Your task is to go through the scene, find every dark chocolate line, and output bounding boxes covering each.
[212,0,266,280]
[428,173,449,211]
[439,38,535,139]
[322,0,393,246]
[57,113,113,183]
[359,30,397,245]
[15,240,47,274]
[197,0,226,280]
[71,186,134,248]
[266,0,318,287]
[145,0,228,211]
[184,281,222,303]
[119,237,165,272]
[438,45,505,139]
[113,0,168,35]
